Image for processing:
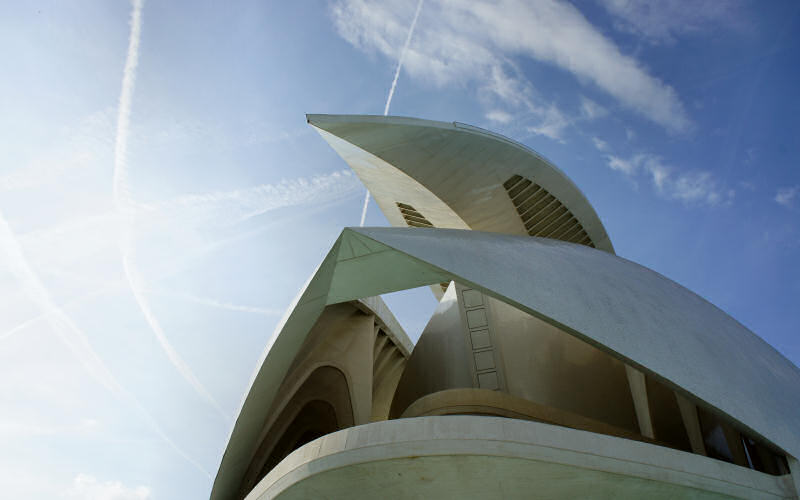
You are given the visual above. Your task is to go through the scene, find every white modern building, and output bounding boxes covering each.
[210,115,800,499]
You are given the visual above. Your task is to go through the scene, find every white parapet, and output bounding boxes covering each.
[247,415,796,500]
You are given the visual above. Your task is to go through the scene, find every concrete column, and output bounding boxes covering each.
[721,425,748,467]
[676,393,707,456]
[625,365,654,439]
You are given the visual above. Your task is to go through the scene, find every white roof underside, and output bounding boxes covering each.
[308,114,614,254]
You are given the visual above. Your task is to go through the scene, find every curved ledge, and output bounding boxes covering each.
[246,416,795,500]
[401,388,654,445]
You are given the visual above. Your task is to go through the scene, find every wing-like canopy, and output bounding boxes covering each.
[211,227,799,500]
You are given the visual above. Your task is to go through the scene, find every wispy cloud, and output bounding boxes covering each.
[580,96,608,120]
[0,211,208,477]
[775,185,799,208]
[0,214,120,394]
[138,169,361,224]
[525,104,571,142]
[603,153,734,206]
[332,0,691,134]
[145,289,283,316]
[598,0,747,44]
[606,154,641,176]
[67,473,150,500]
[485,109,513,124]
[592,137,610,152]
[0,109,114,193]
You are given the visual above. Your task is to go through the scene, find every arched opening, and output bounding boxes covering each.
[258,399,338,476]
[240,365,354,497]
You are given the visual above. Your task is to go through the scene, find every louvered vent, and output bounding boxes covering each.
[397,202,449,292]
[503,175,595,248]
[396,202,434,228]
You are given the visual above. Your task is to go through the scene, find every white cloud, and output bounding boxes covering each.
[526,104,571,142]
[604,153,732,206]
[592,137,609,152]
[485,109,513,124]
[599,0,746,44]
[0,109,114,193]
[580,96,608,120]
[68,474,149,500]
[775,185,799,208]
[606,154,641,176]
[332,0,690,133]
[643,158,670,191]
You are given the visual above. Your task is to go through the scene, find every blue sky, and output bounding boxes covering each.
[1,0,798,498]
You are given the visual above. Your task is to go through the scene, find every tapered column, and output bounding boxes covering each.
[676,393,707,456]
[625,365,654,439]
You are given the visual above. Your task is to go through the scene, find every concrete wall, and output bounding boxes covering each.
[246,416,798,500]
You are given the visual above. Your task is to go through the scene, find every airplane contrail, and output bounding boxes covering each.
[383,0,424,116]
[361,0,424,227]
[0,211,209,477]
[110,0,229,422]
[112,0,142,208]
[145,289,283,316]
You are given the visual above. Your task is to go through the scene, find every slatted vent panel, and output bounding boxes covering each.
[396,203,450,293]
[396,202,434,228]
[503,175,595,248]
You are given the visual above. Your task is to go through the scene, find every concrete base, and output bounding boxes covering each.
[245,416,796,499]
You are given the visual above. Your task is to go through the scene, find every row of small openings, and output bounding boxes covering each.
[396,202,434,228]
[396,202,449,293]
[503,175,595,248]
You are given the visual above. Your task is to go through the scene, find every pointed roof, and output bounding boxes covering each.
[308,114,614,253]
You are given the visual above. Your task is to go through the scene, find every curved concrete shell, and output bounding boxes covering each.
[211,226,800,499]
[246,416,794,500]
[307,114,614,253]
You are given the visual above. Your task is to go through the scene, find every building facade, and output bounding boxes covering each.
[211,115,800,499]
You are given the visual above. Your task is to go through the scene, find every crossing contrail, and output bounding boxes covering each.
[360,0,424,227]
[111,0,229,422]
[0,210,209,477]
